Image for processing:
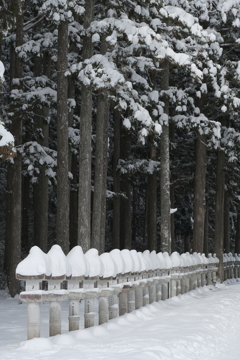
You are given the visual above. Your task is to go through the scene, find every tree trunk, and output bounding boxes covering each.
[68,75,78,250]
[5,44,16,275]
[113,110,121,249]
[160,59,171,253]
[120,128,131,250]
[235,212,240,254]
[33,54,49,253]
[7,3,24,296]
[224,193,230,253]
[56,20,69,254]
[204,200,209,255]
[91,91,109,253]
[22,176,30,254]
[214,149,225,283]
[91,36,109,253]
[70,154,78,249]
[170,184,175,253]
[78,0,94,252]
[147,138,157,251]
[192,134,207,253]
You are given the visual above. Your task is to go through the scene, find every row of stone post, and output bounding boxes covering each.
[18,263,220,340]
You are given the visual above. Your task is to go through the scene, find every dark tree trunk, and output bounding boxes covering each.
[113,110,121,249]
[170,184,175,253]
[78,0,94,252]
[91,91,109,253]
[33,54,49,253]
[160,59,171,253]
[7,3,24,296]
[192,134,207,253]
[56,20,69,254]
[147,138,157,251]
[120,128,131,250]
[22,176,30,254]
[70,154,78,249]
[204,201,209,255]
[235,213,240,254]
[91,36,109,253]
[224,193,230,253]
[68,75,78,250]
[5,44,15,275]
[214,149,225,282]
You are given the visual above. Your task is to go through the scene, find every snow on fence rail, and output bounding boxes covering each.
[16,246,238,340]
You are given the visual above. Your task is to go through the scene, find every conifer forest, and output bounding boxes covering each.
[0,0,240,297]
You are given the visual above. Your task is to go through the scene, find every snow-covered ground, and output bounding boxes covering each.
[1,281,240,360]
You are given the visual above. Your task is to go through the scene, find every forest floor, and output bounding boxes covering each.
[0,281,240,360]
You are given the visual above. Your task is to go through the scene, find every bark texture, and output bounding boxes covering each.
[56,20,69,254]
[192,134,207,253]
[214,149,225,283]
[91,91,109,253]
[120,128,132,250]
[147,139,157,251]
[235,213,240,254]
[113,111,121,249]
[224,193,230,253]
[7,3,24,296]
[160,60,171,253]
[78,0,94,252]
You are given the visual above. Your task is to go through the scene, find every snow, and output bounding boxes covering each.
[130,250,141,273]
[85,248,103,278]
[100,252,117,278]
[121,249,134,273]
[110,249,126,275]
[157,252,166,269]
[0,122,14,148]
[16,246,52,277]
[2,283,240,359]
[67,246,88,278]
[143,250,153,271]
[48,245,72,278]
[170,252,181,268]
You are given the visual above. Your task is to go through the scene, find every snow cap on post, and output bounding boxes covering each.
[143,250,153,271]
[150,250,161,270]
[130,249,141,273]
[121,249,134,274]
[193,252,201,265]
[170,252,181,268]
[67,245,89,278]
[100,252,117,279]
[137,252,147,272]
[48,245,72,279]
[85,248,103,278]
[110,249,126,275]
[16,246,52,279]
[157,252,166,269]
[163,252,172,269]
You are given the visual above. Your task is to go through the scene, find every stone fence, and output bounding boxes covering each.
[16,245,238,340]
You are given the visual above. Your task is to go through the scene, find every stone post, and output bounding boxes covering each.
[135,282,144,309]
[109,287,121,319]
[99,289,113,325]
[17,275,44,340]
[128,287,136,312]
[149,279,157,303]
[119,285,130,316]
[161,280,169,300]
[84,290,98,328]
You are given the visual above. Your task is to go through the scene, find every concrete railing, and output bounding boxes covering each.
[16,246,223,340]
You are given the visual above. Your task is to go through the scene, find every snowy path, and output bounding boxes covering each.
[1,283,240,360]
